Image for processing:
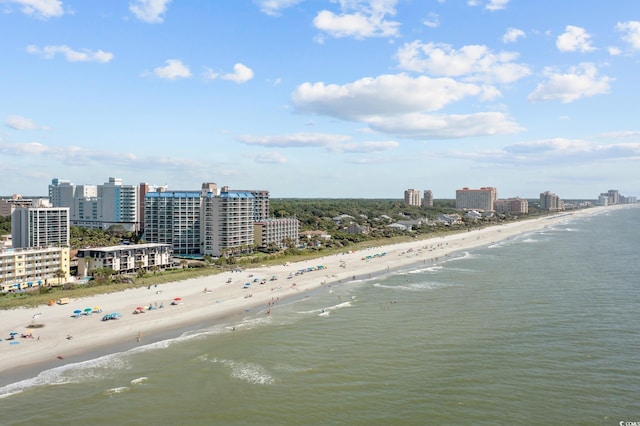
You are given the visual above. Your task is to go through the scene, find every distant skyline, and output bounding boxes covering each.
[1,0,639,199]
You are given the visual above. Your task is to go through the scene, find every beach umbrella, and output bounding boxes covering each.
[9,332,18,336]
[136,306,144,311]
[73,309,82,314]
[173,297,182,301]
[84,308,93,314]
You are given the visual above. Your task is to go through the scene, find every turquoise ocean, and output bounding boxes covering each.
[1,206,639,425]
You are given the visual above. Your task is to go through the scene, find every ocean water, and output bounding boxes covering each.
[1,206,639,425]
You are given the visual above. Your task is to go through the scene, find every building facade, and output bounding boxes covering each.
[423,190,433,207]
[0,194,51,217]
[494,197,529,214]
[49,177,139,231]
[0,246,70,292]
[144,191,202,255]
[253,218,300,250]
[11,207,70,249]
[97,177,138,231]
[404,189,421,207]
[540,191,563,211]
[456,187,497,211]
[203,191,255,257]
[76,243,173,276]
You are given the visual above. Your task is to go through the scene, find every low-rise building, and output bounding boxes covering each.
[76,243,173,276]
[0,246,70,293]
[494,197,529,214]
[254,218,300,250]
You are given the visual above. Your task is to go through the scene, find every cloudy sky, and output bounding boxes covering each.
[1,0,639,199]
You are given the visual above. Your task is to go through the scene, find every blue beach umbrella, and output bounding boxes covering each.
[9,332,18,336]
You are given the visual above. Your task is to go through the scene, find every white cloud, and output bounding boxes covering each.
[447,137,640,166]
[396,41,531,84]
[0,140,208,170]
[5,115,50,130]
[0,141,50,155]
[237,132,399,153]
[152,59,191,80]
[366,111,523,139]
[595,130,640,140]
[528,63,612,103]
[4,0,63,19]
[503,138,640,163]
[313,0,400,39]
[502,27,525,43]
[251,151,288,164]
[238,132,351,148]
[486,0,509,11]
[422,12,439,29]
[221,63,254,83]
[335,140,400,153]
[466,0,509,10]
[26,44,114,63]
[616,21,640,50]
[292,74,524,139]
[556,25,595,52]
[608,46,621,56]
[292,73,487,121]
[129,0,171,24]
[255,0,302,16]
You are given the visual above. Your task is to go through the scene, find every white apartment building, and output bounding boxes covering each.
[203,191,255,257]
[0,246,70,292]
[49,177,138,231]
[144,183,285,257]
[98,177,138,231]
[144,191,202,255]
[11,207,70,248]
[76,243,173,276]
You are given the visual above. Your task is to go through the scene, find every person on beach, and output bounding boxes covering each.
[137,331,142,342]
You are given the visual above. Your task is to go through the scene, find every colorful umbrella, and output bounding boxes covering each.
[173,297,182,301]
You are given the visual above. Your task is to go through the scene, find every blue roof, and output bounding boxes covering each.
[146,191,201,199]
[219,191,255,199]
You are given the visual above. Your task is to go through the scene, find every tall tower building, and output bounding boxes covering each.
[11,207,70,248]
[455,187,497,211]
[202,190,255,257]
[423,190,433,207]
[540,191,563,211]
[404,189,421,207]
[144,191,202,255]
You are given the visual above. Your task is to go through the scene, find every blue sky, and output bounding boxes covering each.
[1,0,639,200]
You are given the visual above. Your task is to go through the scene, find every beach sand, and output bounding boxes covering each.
[0,207,613,385]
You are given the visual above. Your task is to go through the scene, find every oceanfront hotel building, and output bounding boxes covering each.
[456,187,498,211]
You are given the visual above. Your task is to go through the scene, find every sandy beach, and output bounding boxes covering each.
[0,207,614,384]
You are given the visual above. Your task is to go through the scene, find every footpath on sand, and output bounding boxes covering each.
[0,206,614,384]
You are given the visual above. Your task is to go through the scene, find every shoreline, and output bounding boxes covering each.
[0,206,626,388]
